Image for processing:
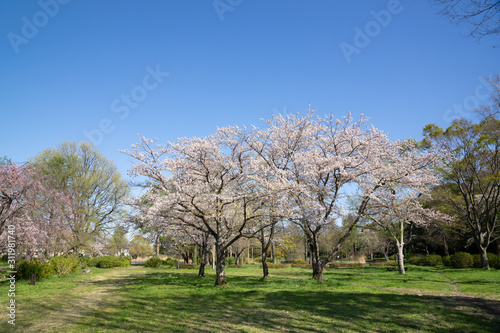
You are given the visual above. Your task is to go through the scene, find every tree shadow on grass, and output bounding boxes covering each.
[74,271,500,333]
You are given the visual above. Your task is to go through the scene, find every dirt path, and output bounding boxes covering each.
[434,270,466,296]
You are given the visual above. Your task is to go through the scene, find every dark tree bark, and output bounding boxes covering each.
[430,0,500,39]
[261,250,269,279]
[257,222,276,279]
[198,233,209,277]
[306,231,326,281]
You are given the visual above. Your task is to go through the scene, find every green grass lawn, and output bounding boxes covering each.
[0,264,499,332]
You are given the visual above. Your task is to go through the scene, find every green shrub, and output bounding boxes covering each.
[226,257,236,265]
[408,257,421,265]
[488,253,500,269]
[163,258,178,266]
[254,257,272,263]
[329,263,364,268]
[90,256,129,268]
[1,254,8,262]
[178,264,197,269]
[368,261,398,267]
[96,257,119,268]
[119,255,132,265]
[78,255,92,269]
[291,264,312,268]
[144,257,162,268]
[472,254,482,268]
[262,263,287,268]
[15,258,54,280]
[238,257,249,265]
[293,259,308,264]
[87,257,97,267]
[50,256,79,276]
[420,254,442,267]
[472,253,500,269]
[450,252,474,269]
[442,255,451,267]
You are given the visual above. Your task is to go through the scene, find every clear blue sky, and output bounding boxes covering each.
[1,0,498,187]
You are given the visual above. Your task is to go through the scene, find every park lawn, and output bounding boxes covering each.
[438,268,500,299]
[0,264,498,332]
[262,265,458,295]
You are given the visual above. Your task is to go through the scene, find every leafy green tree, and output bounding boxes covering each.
[31,141,129,253]
[106,225,129,255]
[422,75,500,269]
[129,235,153,258]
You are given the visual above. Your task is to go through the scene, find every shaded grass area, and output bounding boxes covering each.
[0,265,499,332]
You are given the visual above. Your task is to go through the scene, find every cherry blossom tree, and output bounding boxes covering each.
[0,163,70,258]
[121,127,267,285]
[253,215,279,279]
[124,111,446,283]
[248,112,446,280]
[0,163,36,232]
[364,187,449,274]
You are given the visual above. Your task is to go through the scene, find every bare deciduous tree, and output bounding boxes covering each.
[431,0,500,38]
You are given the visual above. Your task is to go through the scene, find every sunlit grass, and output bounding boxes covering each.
[0,264,499,332]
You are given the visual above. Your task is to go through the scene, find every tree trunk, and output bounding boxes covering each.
[304,237,308,262]
[155,233,160,256]
[212,244,216,270]
[177,247,180,270]
[309,234,324,281]
[261,251,269,279]
[198,261,206,277]
[442,231,449,256]
[198,235,209,277]
[396,221,405,275]
[480,246,490,270]
[258,223,275,279]
[271,242,277,264]
[193,245,198,265]
[215,251,226,286]
[396,241,405,275]
[215,240,227,286]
